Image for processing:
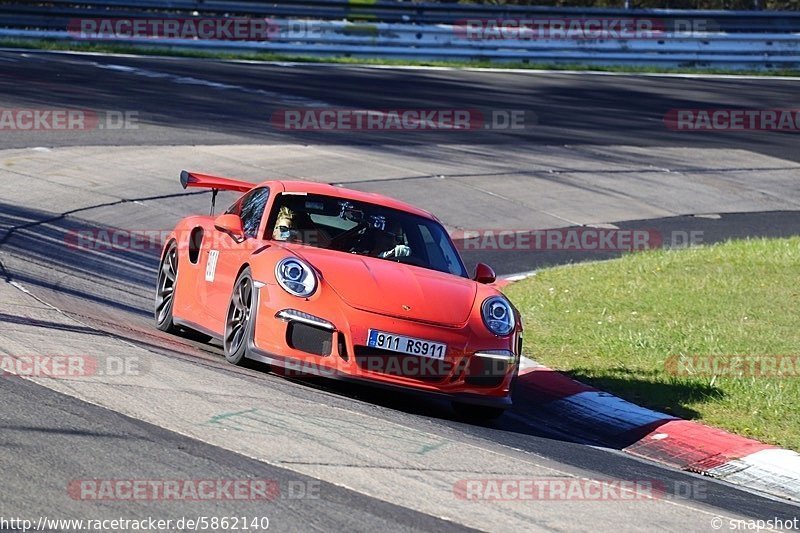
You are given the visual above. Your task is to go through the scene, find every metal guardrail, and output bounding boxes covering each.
[0,1,798,68]
[2,0,800,31]
[3,25,798,69]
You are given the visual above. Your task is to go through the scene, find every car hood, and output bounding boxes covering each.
[289,246,477,326]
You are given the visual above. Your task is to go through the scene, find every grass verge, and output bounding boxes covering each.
[504,237,800,450]
[1,38,800,77]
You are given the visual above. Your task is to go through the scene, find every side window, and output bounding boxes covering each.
[225,199,242,216]
[417,223,463,276]
[228,188,270,239]
[418,225,441,266]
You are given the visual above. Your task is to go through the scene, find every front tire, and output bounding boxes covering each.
[224,267,254,366]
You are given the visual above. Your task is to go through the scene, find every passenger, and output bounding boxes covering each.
[374,221,411,258]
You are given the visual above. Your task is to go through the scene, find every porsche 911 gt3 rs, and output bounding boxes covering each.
[155,171,522,419]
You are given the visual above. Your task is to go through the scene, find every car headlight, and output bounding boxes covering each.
[275,257,317,297]
[481,296,515,336]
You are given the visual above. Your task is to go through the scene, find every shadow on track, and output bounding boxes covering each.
[1,200,799,449]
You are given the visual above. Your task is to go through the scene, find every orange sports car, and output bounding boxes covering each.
[155,171,523,419]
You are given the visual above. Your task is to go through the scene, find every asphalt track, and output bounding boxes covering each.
[1,51,799,161]
[1,50,799,531]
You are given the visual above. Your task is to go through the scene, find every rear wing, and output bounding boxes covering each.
[180,170,255,193]
[180,170,256,215]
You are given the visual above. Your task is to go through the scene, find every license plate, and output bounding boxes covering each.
[367,329,447,360]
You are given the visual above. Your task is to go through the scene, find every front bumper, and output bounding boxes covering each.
[247,282,520,407]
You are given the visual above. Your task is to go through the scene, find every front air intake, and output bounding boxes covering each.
[286,322,332,356]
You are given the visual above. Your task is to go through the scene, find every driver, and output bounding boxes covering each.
[272,206,299,241]
[273,205,330,246]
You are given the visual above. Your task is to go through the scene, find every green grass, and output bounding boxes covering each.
[2,38,800,77]
[504,237,800,450]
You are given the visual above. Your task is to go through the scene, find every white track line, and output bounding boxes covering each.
[2,48,799,80]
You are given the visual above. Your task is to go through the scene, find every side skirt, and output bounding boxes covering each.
[173,317,222,341]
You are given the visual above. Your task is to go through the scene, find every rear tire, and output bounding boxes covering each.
[155,241,213,343]
[224,268,254,366]
[451,401,506,421]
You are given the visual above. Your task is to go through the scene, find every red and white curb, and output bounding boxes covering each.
[501,272,800,502]
[517,358,800,501]
[515,361,800,502]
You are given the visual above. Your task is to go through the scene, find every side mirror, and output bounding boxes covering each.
[473,263,496,284]
[214,213,245,242]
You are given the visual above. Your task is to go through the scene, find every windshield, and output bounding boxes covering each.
[267,193,468,278]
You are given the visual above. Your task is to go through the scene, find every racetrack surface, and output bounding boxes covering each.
[1,51,799,162]
[1,50,799,531]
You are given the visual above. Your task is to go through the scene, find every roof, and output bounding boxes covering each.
[262,180,436,221]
